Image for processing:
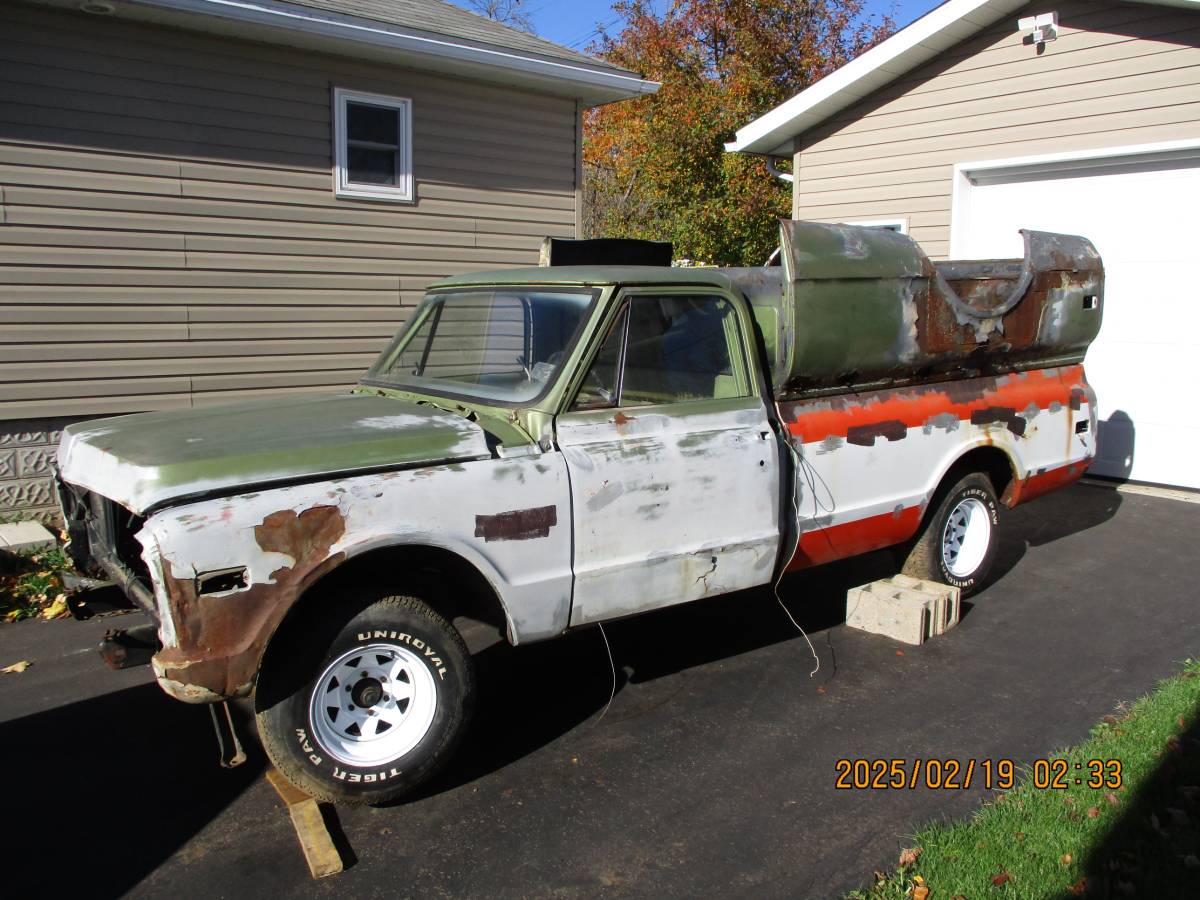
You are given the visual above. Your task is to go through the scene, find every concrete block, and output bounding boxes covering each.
[0,520,56,553]
[845,575,962,645]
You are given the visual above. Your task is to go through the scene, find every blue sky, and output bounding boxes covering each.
[447,1,942,53]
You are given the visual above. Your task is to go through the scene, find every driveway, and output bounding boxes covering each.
[2,482,1196,898]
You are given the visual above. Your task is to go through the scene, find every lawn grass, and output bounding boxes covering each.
[850,658,1200,899]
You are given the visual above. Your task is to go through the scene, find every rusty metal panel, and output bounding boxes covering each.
[134,452,574,702]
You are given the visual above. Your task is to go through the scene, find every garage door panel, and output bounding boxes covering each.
[956,153,1198,488]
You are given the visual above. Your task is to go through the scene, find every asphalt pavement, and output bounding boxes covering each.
[2,481,1197,898]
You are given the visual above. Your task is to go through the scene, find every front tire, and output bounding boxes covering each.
[901,472,1000,596]
[256,592,474,805]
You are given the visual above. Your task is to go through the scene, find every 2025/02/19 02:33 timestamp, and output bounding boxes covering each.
[834,758,1123,791]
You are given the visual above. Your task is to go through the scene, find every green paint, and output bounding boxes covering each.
[62,393,488,511]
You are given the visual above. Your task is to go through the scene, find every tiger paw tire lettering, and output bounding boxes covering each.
[256,593,474,805]
[901,472,1000,596]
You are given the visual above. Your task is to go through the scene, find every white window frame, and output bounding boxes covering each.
[842,218,908,234]
[333,87,413,203]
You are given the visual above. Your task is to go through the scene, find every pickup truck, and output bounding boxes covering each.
[56,220,1103,805]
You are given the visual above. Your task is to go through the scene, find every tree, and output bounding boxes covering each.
[462,0,536,34]
[584,0,893,265]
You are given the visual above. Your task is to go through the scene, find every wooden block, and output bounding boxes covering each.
[267,769,344,879]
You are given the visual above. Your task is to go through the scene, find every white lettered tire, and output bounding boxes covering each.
[901,472,1000,596]
[256,592,474,805]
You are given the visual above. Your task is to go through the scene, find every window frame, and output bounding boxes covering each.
[333,87,414,203]
[842,218,908,234]
[568,290,755,412]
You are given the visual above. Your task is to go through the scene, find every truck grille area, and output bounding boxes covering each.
[58,478,155,613]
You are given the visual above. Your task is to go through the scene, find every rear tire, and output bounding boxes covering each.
[901,472,1000,597]
[256,591,474,805]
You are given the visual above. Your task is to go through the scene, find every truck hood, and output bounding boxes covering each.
[57,393,491,514]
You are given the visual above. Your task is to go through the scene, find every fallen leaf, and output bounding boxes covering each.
[1087,806,1101,819]
[1061,853,1073,866]
[1180,715,1188,729]
[1103,715,1119,725]
[896,650,905,657]
[1,660,31,674]
[41,594,68,620]
[1066,877,1088,895]
[816,686,827,694]
[899,847,922,867]
[912,886,929,900]
[873,870,887,883]
[1168,736,1182,752]
[991,870,1012,886]
[1013,831,1026,841]
[1105,792,1121,806]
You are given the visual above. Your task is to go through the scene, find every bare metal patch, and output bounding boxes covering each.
[475,505,558,542]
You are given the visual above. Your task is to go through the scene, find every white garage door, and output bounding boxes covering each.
[953,149,1200,488]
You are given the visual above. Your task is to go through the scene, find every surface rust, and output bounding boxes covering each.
[474,505,558,542]
[154,504,346,700]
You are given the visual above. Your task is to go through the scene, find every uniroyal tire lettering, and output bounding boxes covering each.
[354,631,445,672]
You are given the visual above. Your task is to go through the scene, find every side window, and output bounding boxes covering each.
[572,295,746,410]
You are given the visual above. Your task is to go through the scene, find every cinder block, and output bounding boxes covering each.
[845,575,962,645]
[0,520,56,552]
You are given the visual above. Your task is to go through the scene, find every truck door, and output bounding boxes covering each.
[555,291,782,626]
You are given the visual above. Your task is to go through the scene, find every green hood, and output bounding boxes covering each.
[57,394,490,514]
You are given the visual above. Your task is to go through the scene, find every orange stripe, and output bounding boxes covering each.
[787,505,923,571]
[1005,460,1088,507]
[785,366,1086,445]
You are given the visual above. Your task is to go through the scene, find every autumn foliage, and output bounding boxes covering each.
[584,0,893,265]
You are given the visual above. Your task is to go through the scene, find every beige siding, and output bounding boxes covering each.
[792,0,1200,259]
[0,3,580,420]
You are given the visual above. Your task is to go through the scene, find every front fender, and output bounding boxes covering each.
[138,454,573,702]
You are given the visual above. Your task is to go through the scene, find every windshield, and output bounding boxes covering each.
[364,287,598,403]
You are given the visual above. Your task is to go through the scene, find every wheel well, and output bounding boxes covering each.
[946,446,1016,504]
[257,544,509,703]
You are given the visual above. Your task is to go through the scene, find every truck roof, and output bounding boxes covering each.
[428,265,745,290]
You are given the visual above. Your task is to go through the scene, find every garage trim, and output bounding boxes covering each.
[949,138,1200,257]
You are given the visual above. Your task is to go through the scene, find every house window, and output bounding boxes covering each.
[843,218,908,234]
[333,88,413,202]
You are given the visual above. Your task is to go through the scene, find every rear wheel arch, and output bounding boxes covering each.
[927,444,1018,513]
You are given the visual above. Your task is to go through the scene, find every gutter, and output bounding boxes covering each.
[99,0,661,102]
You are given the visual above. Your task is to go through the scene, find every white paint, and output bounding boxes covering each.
[842,218,908,234]
[557,398,782,626]
[794,396,1094,532]
[951,144,1200,487]
[141,452,576,651]
[333,87,413,204]
[726,1,1192,155]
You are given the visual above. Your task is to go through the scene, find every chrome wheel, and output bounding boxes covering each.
[308,643,438,767]
[942,497,991,578]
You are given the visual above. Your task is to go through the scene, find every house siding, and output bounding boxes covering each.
[791,0,1200,258]
[0,3,581,520]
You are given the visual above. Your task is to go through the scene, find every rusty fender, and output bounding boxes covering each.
[137,454,575,703]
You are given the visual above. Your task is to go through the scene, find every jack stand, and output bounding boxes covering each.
[208,701,247,768]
